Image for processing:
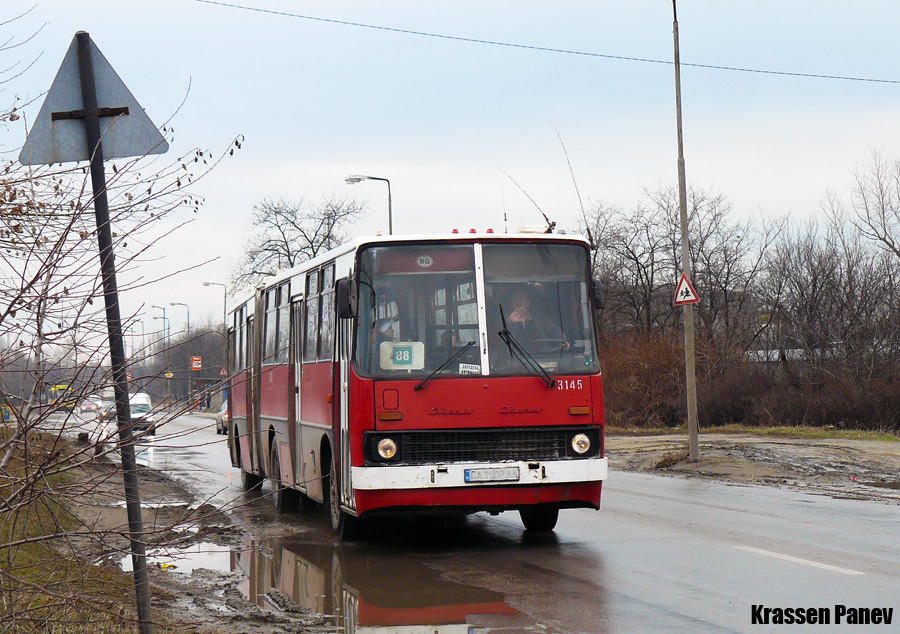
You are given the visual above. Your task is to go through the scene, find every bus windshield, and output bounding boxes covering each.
[353,242,598,379]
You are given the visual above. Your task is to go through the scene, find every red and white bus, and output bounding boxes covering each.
[227,232,607,538]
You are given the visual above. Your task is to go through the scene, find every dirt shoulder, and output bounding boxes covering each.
[606,432,900,504]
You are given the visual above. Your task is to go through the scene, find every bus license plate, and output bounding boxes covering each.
[464,467,520,483]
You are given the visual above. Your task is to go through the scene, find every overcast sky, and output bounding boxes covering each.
[6,1,900,343]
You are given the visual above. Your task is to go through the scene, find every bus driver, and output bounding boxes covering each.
[506,289,570,350]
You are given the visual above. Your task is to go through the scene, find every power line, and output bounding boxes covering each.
[194,0,900,86]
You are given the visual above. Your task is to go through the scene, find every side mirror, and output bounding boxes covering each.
[592,279,605,311]
[336,277,356,319]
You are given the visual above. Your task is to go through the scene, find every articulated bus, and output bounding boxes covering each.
[227,232,607,538]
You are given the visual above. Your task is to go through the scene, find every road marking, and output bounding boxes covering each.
[735,546,864,576]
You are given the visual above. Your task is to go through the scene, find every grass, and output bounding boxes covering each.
[0,427,194,633]
[606,423,900,442]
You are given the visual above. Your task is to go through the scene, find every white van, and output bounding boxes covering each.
[128,392,156,435]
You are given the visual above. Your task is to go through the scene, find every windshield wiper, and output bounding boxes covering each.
[414,341,476,391]
[497,304,556,388]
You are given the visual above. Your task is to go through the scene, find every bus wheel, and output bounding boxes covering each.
[236,434,263,492]
[327,456,361,541]
[519,505,559,532]
[241,468,263,492]
[270,442,298,512]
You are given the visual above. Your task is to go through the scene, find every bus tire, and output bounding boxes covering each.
[236,432,263,492]
[241,468,263,492]
[519,505,559,532]
[327,454,361,541]
[270,442,298,513]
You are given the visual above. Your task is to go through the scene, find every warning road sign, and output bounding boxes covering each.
[19,34,168,165]
[219,367,227,377]
[674,273,700,306]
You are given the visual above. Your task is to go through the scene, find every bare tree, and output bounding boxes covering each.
[848,150,900,260]
[231,196,367,292]
[0,19,243,626]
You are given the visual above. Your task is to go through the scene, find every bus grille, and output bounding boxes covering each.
[408,430,564,463]
[365,428,599,464]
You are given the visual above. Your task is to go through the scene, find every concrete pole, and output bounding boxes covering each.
[672,2,700,461]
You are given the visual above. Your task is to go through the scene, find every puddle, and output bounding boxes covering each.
[231,534,535,632]
[120,542,231,575]
[112,499,188,509]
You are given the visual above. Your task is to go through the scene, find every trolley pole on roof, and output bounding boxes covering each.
[672,1,700,461]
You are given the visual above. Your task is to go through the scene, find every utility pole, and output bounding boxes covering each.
[672,1,700,461]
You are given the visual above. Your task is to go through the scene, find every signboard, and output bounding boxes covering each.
[19,35,168,165]
[673,273,700,306]
[191,356,202,371]
[379,342,425,371]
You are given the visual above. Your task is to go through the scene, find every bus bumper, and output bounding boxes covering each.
[351,457,607,490]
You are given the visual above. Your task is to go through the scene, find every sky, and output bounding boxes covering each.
[5,0,900,346]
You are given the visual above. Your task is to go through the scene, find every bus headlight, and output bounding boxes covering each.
[571,433,591,455]
[377,438,398,460]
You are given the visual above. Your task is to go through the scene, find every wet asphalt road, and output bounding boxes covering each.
[140,414,900,633]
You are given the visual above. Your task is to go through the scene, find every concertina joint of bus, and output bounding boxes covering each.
[226,231,608,539]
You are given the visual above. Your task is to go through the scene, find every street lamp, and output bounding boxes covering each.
[203,281,229,404]
[203,281,227,333]
[346,174,392,235]
[169,302,191,337]
[151,305,167,348]
[152,314,170,402]
[170,302,192,404]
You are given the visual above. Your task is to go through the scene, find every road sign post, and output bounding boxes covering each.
[20,31,169,634]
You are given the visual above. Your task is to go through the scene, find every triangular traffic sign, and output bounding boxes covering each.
[674,273,700,306]
[19,34,168,166]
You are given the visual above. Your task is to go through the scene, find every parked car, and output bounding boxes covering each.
[215,400,229,435]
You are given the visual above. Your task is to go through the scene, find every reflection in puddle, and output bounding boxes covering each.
[863,480,900,490]
[232,534,531,632]
[120,542,231,575]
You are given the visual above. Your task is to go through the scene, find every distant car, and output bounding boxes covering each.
[97,402,116,426]
[80,398,102,414]
[215,401,229,435]
[96,393,156,435]
[129,392,156,435]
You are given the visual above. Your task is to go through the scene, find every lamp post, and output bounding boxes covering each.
[203,281,228,406]
[202,282,227,337]
[170,302,191,404]
[346,174,392,235]
[151,305,167,347]
[152,312,170,402]
[169,302,190,337]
